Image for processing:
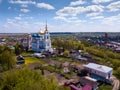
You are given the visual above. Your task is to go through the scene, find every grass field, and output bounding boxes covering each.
[51,57,83,65]
[51,57,73,63]
[25,56,45,65]
[98,84,113,90]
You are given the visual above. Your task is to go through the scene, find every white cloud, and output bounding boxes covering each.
[20,8,30,13]
[3,20,31,33]
[54,16,82,23]
[14,16,22,20]
[25,16,33,19]
[86,13,99,17]
[85,5,104,17]
[2,18,47,33]
[70,0,85,6]
[21,4,28,8]
[9,0,55,10]
[86,5,104,12]
[102,14,120,25]
[2,16,120,33]
[92,0,112,4]
[56,7,85,17]
[49,22,120,32]
[107,1,120,12]
[36,3,55,10]
[19,14,24,17]
[90,16,104,19]
[55,4,104,24]
[8,7,11,10]
[9,0,36,5]
[105,15,120,25]
[54,16,69,22]
[56,5,104,18]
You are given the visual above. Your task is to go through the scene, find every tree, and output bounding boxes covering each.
[0,68,70,90]
[63,50,69,57]
[115,67,120,79]
[0,50,16,71]
[14,43,24,55]
[0,45,12,54]
[0,45,5,54]
[77,69,89,77]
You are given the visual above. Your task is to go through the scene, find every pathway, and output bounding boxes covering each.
[111,76,119,90]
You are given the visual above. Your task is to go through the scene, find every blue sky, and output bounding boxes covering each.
[0,0,120,33]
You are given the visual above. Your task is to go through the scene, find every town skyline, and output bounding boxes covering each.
[0,0,120,33]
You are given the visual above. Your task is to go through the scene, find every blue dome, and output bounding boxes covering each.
[32,33,41,37]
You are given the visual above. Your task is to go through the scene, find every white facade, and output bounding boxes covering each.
[27,33,32,49]
[84,63,113,79]
[31,23,52,53]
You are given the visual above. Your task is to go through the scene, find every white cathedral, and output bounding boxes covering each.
[27,23,53,53]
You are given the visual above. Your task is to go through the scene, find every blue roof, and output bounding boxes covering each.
[32,33,43,37]
[84,63,113,73]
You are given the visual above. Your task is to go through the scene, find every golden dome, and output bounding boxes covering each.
[39,30,44,34]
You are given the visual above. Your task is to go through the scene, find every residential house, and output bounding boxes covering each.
[80,76,98,90]
[67,76,97,90]
[114,47,120,53]
[16,55,25,64]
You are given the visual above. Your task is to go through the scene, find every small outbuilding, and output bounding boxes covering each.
[16,55,25,64]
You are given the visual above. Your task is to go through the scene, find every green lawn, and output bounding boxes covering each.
[25,56,45,65]
[21,52,33,56]
[51,57,73,63]
[98,84,113,90]
[51,57,83,65]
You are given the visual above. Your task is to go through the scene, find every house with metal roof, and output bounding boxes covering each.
[84,63,113,82]
[80,76,98,90]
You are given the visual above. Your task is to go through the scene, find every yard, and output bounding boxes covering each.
[98,84,113,90]
[25,56,45,65]
[20,54,115,90]
[51,57,83,64]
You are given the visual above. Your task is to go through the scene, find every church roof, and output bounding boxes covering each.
[32,33,42,37]
[45,21,48,32]
[84,63,113,73]
[39,30,44,34]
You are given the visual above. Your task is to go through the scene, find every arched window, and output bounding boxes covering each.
[47,43,49,46]
[47,36,49,39]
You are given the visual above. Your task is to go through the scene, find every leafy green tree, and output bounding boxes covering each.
[14,43,24,55]
[0,68,70,90]
[0,45,5,53]
[0,45,12,54]
[63,50,69,57]
[0,50,16,71]
[115,67,120,79]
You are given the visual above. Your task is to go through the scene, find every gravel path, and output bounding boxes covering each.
[111,76,120,90]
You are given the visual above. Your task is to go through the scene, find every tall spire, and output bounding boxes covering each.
[45,20,48,32]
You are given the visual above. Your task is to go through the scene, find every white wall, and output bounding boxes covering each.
[85,67,108,78]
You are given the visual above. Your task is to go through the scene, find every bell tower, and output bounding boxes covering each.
[27,33,32,50]
[44,22,52,52]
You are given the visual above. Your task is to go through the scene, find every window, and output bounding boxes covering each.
[94,70,96,73]
[47,36,49,39]
[47,43,49,46]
